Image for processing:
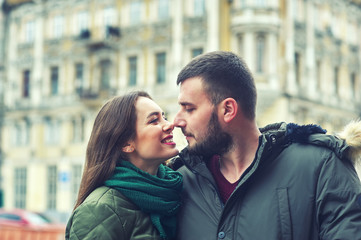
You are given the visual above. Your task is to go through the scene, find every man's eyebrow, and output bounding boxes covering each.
[179,102,194,107]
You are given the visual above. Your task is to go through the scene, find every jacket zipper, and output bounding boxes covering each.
[217,136,268,235]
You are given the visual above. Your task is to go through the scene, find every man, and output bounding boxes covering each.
[172,51,361,240]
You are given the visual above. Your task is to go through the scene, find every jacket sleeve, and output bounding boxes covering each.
[316,151,361,240]
[66,201,127,240]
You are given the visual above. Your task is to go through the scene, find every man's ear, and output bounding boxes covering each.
[122,143,135,153]
[220,98,238,123]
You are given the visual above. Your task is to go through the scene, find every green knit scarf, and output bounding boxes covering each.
[104,160,183,240]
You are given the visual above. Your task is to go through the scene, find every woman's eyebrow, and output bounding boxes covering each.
[146,111,161,119]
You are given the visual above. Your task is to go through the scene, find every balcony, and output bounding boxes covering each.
[76,26,121,51]
[230,5,280,34]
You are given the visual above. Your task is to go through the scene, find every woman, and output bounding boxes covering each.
[65,91,182,240]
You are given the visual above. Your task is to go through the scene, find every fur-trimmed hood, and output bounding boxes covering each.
[169,121,361,177]
[337,120,361,173]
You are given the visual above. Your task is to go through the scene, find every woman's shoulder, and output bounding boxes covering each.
[83,186,138,210]
[66,186,143,239]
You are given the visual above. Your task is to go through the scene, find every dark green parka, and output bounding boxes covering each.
[174,122,361,240]
[65,186,160,240]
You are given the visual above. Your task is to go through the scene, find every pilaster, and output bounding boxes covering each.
[305,0,317,99]
[285,0,297,94]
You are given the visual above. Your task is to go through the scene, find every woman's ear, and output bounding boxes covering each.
[122,143,134,153]
[220,98,238,123]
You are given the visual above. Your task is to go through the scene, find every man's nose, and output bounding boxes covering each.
[162,120,174,133]
[173,111,186,128]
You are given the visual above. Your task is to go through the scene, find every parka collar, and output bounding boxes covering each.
[171,121,361,172]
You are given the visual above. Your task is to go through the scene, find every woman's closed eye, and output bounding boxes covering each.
[149,118,159,124]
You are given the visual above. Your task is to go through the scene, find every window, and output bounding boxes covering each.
[316,60,321,90]
[13,119,30,146]
[347,22,357,45]
[350,72,356,99]
[75,63,84,94]
[14,124,22,146]
[53,16,64,39]
[239,0,246,8]
[0,213,21,221]
[314,6,321,30]
[14,168,27,209]
[24,119,30,145]
[334,67,339,95]
[72,165,82,205]
[238,35,244,58]
[158,0,169,20]
[104,7,117,38]
[128,56,137,86]
[255,0,266,7]
[294,0,304,21]
[45,117,60,145]
[103,7,115,26]
[47,166,57,210]
[191,48,203,58]
[194,0,205,16]
[100,60,111,90]
[72,116,85,143]
[256,35,266,73]
[50,66,59,95]
[156,52,166,84]
[332,14,340,38]
[130,1,141,24]
[22,70,30,98]
[24,20,35,43]
[294,52,301,85]
[77,11,89,34]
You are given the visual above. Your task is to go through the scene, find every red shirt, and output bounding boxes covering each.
[207,155,240,204]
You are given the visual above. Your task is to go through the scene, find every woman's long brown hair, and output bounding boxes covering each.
[73,91,151,210]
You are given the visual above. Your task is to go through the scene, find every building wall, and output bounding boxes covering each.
[0,0,360,219]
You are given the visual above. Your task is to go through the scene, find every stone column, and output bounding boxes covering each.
[170,0,183,92]
[6,19,18,108]
[32,8,44,105]
[305,0,316,99]
[244,32,255,72]
[285,0,297,94]
[267,32,278,89]
[207,0,219,51]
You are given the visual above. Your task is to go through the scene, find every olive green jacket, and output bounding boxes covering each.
[65,186,160,240]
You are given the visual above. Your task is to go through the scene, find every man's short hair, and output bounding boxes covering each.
[177,51,257,120]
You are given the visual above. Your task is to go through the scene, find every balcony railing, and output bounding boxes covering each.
[76,26,121,51]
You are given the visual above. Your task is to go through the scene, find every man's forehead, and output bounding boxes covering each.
[179,77,204,95]
[178,79,209,105]
[177,92,192,105]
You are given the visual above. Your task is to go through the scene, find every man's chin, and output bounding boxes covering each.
[187,145,215,159]
[186,139,196,148]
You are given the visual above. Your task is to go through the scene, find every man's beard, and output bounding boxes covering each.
[188,111,233,160]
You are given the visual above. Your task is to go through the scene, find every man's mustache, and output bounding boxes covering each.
[181,129,194,138]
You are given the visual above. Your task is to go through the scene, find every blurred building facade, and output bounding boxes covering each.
[0,0,360,219]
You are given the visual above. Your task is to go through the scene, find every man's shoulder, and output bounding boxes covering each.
[177,165,195,178]
[261,122,350,162]
[287,133,348,163]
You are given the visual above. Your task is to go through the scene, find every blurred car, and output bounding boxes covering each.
[0,208,65,240]
[0,208,49,227]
